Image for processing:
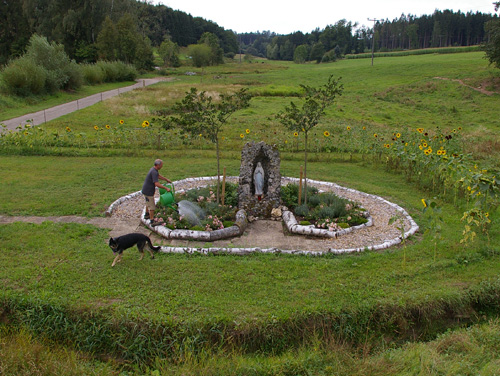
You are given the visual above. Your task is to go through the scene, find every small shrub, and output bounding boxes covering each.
[1,57,47,96]
[294,204,309,217]
[81,63,105,85]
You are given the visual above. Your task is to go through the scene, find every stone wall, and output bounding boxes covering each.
[238,141,281,218]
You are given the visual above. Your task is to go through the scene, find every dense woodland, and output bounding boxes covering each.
[0,0,498,66]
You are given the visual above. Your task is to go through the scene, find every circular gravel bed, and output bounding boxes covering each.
[106,176,419,255]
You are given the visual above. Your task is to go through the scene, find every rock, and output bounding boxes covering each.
[271,207,282,218]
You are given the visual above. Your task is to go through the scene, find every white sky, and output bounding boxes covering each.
[156,0,496,34]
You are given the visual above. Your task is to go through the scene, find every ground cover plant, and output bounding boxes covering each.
[281,183,368,229]
[1,52,500,374]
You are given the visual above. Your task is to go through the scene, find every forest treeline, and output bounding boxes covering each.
[0,0,498,66]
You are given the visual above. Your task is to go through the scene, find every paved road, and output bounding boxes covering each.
[1,77,170,132]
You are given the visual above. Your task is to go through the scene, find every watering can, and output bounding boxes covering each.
[159,184,177,211]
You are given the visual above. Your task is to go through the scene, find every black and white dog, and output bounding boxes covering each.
[108,233,161,267]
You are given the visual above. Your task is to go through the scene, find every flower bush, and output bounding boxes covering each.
[155,182,239,231]
[281,183,367,229]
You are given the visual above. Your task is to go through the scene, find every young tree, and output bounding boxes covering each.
[483,2,500,69]
[276,75,343,203]
[163,88,251,202]
[293,44,309,63]
[188,44,212,67]
[199,32,224,65]
[158,38,180,67]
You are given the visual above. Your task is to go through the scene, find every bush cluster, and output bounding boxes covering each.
[1,34,138,96]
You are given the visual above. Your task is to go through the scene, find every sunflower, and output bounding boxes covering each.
[396,133,401,138]
[417,128,424,133]
[293,132,299,137]
[373,133,378,138]
[346,126,351,131]
[246,129,250,134]
[119,120,124,124]
[323,131,330,137]
[65,127,71,132]
[240,134,244,138]
[362,126,366,130]
[105,124,111,130]
[142,120,150,127]
[94,125,99,130]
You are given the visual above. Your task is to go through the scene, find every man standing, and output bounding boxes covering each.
[142,159,172,225]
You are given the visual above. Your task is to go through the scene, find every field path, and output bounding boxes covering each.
[1,77,172,132]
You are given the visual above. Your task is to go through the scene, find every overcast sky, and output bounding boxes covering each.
[156,0,496,34]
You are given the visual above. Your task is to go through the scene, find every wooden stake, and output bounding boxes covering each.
[298,166,303,205]
[221,167,226,206]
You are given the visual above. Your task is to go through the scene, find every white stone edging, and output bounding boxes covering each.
[106,176,419,255]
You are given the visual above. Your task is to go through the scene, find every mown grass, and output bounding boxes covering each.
[1,52,500,373]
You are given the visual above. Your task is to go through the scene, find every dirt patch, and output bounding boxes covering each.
[434,76,499,96]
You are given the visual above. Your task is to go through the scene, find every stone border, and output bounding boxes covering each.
[106,176,419,255]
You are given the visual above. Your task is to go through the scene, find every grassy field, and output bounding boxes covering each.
[1,52,500,374]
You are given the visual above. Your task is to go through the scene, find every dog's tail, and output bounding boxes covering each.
[147,238,161,252]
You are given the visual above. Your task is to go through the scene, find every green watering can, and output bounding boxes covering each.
[159,184,177,211]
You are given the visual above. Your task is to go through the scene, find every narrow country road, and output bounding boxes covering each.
[1,77,171,132]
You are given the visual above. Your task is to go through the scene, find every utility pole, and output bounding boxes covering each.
[368,18,380,66]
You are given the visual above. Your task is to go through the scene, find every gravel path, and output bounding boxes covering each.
[108,177,419,254]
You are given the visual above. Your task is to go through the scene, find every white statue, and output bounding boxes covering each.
[253,162,265,197]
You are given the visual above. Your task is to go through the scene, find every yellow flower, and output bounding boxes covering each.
[423,142,428,148]
[362,126,366,130]
[373,133,378,138]
[293,132,299,137]
[302,128,305,132]
[421,199,427,208]
[199,133,202,137]
[66,127,71,132]
[346,126,351,131]
[396,133,401,138]
[240,134,244,138]
[119,120,124,124]
[23,131,29,136]
[142,120,150,127]
[105,124,111,129]
[419,145,423,150]
[323,131,330,137]
[417,128,424,133]
[94,125,99,130]
[246,129,250,134]
[285,140,288,144]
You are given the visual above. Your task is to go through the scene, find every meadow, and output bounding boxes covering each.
[1,52,500,375]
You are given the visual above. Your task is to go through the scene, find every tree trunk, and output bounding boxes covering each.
[216,138,220,203]
[304,131,308,205]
